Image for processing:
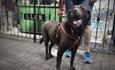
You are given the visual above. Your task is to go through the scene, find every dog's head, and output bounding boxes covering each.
[66,5,90,36]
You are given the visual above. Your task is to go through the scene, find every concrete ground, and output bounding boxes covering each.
[0,36,115,70]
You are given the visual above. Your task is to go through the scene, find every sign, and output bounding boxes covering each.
[24,14,45,20]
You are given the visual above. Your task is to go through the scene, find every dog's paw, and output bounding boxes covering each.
[70,66,76,70]
[49,54,54,58]
[45,56,50,60]
[45,55,54,60]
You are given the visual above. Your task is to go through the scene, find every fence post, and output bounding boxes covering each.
[33,0,37,43]
[102,0,111,49]
[111,11,115,49]
[94,0,102,48]
[113,14,115,45]
[109,0,115,50]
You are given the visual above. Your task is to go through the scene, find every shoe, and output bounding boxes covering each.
[83,51,93,64]
[65,50,72,58]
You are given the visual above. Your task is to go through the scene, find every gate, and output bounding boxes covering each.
[0,0,61,41]
[0,0,115,50]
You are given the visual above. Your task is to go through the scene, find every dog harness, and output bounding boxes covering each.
[58,24,81,48]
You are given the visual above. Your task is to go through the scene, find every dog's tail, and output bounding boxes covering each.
[39,36,44,44]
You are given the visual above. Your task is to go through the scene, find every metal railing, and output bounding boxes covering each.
[0,0,114,50]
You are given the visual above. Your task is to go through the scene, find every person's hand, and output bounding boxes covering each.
[58,10,63,16]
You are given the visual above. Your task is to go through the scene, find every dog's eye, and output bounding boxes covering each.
[73,6,75,9]
[79,5,85,10]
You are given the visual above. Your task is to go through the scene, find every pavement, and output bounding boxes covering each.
[0,35,85,70]
[0,35,114,70]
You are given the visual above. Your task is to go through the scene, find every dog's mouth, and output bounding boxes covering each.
[72,16,82,27]
[73,19,82,27]
[72,12,83,27]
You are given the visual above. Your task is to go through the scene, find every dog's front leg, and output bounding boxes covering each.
[70,48,77,70]
[56,46,65,70]
[49,43,55,58]
[44,40,49,60]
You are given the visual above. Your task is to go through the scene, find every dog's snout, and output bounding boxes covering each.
[73,9,78,14]
[72,8,80,17]
[73,7,78,12]
[72,7,81,14]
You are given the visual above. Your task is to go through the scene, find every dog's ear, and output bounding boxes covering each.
[79,5,91,24]
[86,11,91,23]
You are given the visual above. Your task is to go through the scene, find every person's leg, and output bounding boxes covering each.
[81,0,93,12]
[65,0,74,13]
[83,25,92,63]
[80,0,93,63]
[83,26,92,52]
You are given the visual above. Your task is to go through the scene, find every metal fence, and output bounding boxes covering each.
[0,0,115,50]
[0,0,61,40]
[91,0,115,50]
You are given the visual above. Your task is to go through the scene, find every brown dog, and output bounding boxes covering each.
[39,5,90,70]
